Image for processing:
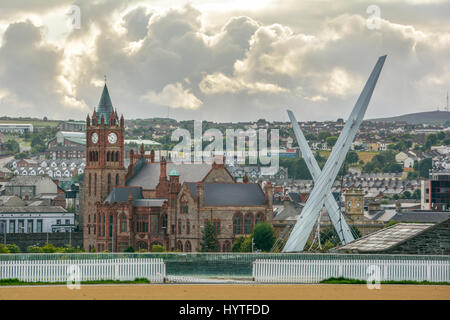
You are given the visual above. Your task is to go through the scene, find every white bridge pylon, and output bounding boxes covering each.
[287,110,354,245]
[283,55,387,252]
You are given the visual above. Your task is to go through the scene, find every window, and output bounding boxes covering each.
[108,174,111,194]
[171,224,175,234]
[0,221,5,234]
[161,214,167,229]
[37,220,42,233]
[18,220,24,233]
[182,202,188,214]
[9,220,15,233]
[178,219,182,234]
[120,218,127,233]
[244,214,253,234]
[109,214,113,238]
[65,219,70,225]
[233,213,242,235]
[56,219,61,225]
[177,241,183,252]
[27,220,33,233]
[222,241,231,252]
[185,240,192,252]
[213,220,220,235]
[255,212,264,225]
[116,174,119,186]
[186,220,190,235]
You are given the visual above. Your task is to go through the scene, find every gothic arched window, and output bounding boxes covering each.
[244,213,253,234]
[233,213,243,235]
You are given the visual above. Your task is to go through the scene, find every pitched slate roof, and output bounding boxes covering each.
[103,187,143,204]
[126,162,211,190]
[186,182,266,206]
[390,211,450,223]
[96,84,113,124]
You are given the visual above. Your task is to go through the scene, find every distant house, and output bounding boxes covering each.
[3,175,60,200]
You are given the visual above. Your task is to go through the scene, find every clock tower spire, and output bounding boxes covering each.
[83,83,126,251]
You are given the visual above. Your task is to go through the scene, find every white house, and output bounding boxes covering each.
[0,206,74,233]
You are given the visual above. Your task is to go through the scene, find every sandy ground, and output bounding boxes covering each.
[0,284,449,300]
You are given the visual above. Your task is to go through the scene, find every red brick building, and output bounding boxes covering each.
[83,85,273,252]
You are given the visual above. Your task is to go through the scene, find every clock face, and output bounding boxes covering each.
[108,132,117,144]
[356,202,361,207]
[347,201,352,207]
[91,132,98,144]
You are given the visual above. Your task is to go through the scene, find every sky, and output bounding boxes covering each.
[0,0,449,122]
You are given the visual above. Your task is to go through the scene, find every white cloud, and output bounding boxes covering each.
[141,82,203,110]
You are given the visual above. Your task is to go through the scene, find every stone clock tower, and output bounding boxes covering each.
[83,84,127,251]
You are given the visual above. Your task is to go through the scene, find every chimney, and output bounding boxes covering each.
[160,157,167,179]
[265,182,273,208]
[196,182,204,207]
[150,149,155,163]
[140,143,145,158]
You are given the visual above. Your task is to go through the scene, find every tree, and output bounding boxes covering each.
[418,158,432,178]
[200,221,219,252]
[240,235,253,252]
[231,236,245,252]
[412,189,421,200]
[318,131,331,141]
[27,245,44,253]
[326,136,338,147]
[253,222,275,252]
[402,191,411,199]
[346,151,359,164]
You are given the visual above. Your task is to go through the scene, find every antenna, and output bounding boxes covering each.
[446,91,449,112]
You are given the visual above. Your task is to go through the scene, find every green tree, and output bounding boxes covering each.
[231,236,245,252]
[240,235,253,252]
[412,189,421,200]
[253,222,275,252]
[417,158,432,178]
[318,131,331,141]
[402,191,411,199]
[200,221,219,252]
[346,151,359,164]
[326,136,338,147]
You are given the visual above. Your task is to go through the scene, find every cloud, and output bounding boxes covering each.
[141,82,203,110]
[0,1,449,122]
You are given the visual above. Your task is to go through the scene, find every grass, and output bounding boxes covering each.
[0,278,151,286]
[320,277,450,285]
[0,119,60,127]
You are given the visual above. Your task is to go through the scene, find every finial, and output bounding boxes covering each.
[104,75,107,84]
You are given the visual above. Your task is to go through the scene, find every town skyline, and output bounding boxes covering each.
[0,0,449,122]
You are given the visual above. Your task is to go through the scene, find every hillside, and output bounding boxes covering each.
[369,111,450,125]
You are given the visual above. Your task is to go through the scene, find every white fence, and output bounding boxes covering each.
[253,259,450,283]
[0,258,165,283]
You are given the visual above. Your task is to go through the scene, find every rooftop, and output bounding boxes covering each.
[336,223,434,253]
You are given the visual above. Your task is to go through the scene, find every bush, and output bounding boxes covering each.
[231,236,245,252]
[41,243,57,253]
[26,245,44,253]
[124,246,134,252]
[0,244,10,253]
[151,245,166,252]
[6,244,20,253]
